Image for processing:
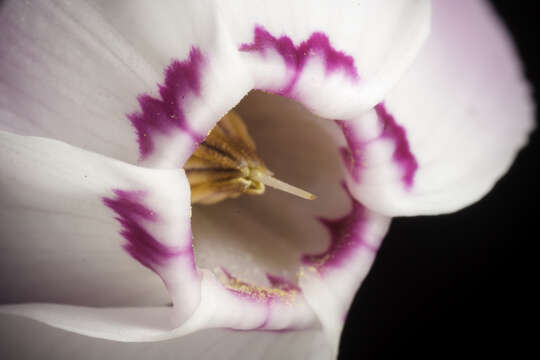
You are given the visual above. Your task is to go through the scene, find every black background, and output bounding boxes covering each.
[339,1,538,358]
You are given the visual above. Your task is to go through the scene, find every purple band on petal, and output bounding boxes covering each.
[220,268,299,303]
[302,182,377,272]
[240,26,359,96]
[375,103,418,189]
[337,103,418,189]
[266,273,301,292]
[103,190,189,273]
[336,120,364,183]
[128,48,205,159]
[219,269,303,331]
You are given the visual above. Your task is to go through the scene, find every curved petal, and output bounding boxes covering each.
[1,269,316,342]
[188,91,392,357]
[341,0,535,216]
[0,313,332,360]
[0,130,318,342]
[0,0,153,163]
[1,0,432,357]
[1,0,430,168]
[0,124,390,357]
[299,184,391,354]
[220,0,430,118]
[0,0,237,166]
[0,130,198,323]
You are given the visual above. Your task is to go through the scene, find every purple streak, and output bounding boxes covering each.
[266,273,301,292]
[375,103,418,189]
[302,182,377,272]
[220,268,299,302]
[336,120,364,183]
[128,48,205,159]
[336,103,418,189]
[240,26,359,96]
[103,190,188,273]
[220,269,302,331]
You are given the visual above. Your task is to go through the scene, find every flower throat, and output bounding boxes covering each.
[186,111,316,204]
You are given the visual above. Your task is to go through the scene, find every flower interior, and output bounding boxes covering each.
[185,109,316,205]
[191,90,352,291]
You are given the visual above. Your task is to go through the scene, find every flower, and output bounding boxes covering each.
[0,0,534,359]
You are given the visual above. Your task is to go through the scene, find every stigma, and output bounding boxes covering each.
[185,111,317,204]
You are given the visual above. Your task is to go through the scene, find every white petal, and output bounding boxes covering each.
[0,130,317,341]
[1,0,431,356]
[0,130,198,324]
[0,269,317,342]
[0,0,238,167]
[0,306,176,342]
[0,313,332,360]
[0,0,153,163]
[341,0,535,215]
[299,187,391,354]
[0,101,391,355]
[1,0,430,168]
[221,0,431,118]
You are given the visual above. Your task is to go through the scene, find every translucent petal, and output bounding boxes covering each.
[0,0,430,167]
[0,131,198,323]
[341,0,535,215]
[0,313,332,360]
[0,0,433,357]
[220,0,430,118]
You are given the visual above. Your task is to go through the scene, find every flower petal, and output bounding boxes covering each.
[222,0,430,118]
[0,0,156,163]
[0,269,317,342]
[0,130,198,324]
[0,0,239,167]
[0,313,332,360]
[299,184,391,355]
[341,0,535,216]
[0,130,318,343]
[0,124,390,356]
[1,0,431,167]
[0,306,176,341]
[1,0,433,356]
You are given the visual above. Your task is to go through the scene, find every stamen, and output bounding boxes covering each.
[187,110,317,204]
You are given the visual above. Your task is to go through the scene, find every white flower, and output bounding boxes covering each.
[0,0,533,359]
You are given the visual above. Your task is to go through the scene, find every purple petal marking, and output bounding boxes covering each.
[336,103,418,189]
[375,102,418,189]
[103,190,189,273]
[128,48,205,159]
[336,119,364,183]
[302,182,377,273]
[266,273,301,292]
[240,26,359,96]
[220,269,302,331]
[220,268,299,302]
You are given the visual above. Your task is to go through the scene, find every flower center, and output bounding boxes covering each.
[190,91,351,287]
[185,111,316,204]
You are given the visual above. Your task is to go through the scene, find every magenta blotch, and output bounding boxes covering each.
[103,190,188,273]
[302,182,377,272]
[336,120,364,183]
[266,274,301,292]
[240,26,359,96]
[220,269,302,331]
[336,103,418,189]
[375,103,418,189]
[220,268,299,301]
[128,48,205,159]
